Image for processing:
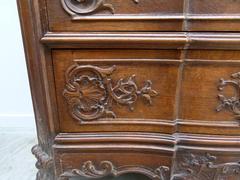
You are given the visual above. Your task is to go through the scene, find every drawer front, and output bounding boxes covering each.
[53,133,240,180]
[172,148,240,180]
[179,50,240,135]
[52,49,240,134]
[54,151,172,180]
[46,0,240,32]
[53,50,180,133]
[172,134,240,180]
[53,133,173,180]
[181,63,240,121]
[187,0,240,31]
[47,0,184,32]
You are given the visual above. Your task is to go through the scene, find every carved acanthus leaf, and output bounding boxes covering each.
[59,161,169,180]
[63,64,158,122]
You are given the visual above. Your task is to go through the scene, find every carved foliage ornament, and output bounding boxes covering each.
[172,153,240,180]
[61,0,140,16]
[216,72,240,119]
[59,160,170,180]
[63,64,158,122]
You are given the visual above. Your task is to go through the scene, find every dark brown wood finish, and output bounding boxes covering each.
[17,0,240,180]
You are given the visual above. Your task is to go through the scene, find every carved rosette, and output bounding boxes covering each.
[216,72,240,119]
[59,161,169,180]
[61,0,140,17]
[172,152,240,180]
[63,64,158,122]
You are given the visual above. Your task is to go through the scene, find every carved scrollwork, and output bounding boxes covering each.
[32,145,53,180]
[63,64,158,122]
[32,145,53,170]
[61,0,140,16]
[172,152,240,180]
[216,72,240,119]
[59,161,169,180]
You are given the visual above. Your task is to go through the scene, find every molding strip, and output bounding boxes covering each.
[41,32,240,50]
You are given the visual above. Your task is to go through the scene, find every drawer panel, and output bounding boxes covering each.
[46,0,240,32]
[187,0,240,31]
[172,134,240,180]
[181,63,240,122]
[53,50,180,133]
[52,49,240,134]
[53,133,173,180]
[189,0,240,14]
[55,152,172,180]
[178,50,240,135]
[47,0,184,32]
[173,148,240,180]
[54,133,240,180]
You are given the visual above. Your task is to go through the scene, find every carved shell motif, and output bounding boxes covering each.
[63,64,158,122]
[61,0,140,16]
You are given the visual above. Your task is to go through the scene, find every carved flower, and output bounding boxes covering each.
[64,75,107,113]
[75,75,107,112]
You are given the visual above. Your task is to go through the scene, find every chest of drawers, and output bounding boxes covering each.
[18,0,240,179]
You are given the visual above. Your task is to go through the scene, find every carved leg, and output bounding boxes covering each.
[32,145,54,180]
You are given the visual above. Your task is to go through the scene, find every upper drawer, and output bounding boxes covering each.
[46,0,240,32]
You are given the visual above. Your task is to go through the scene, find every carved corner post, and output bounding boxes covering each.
[17,0,57,179]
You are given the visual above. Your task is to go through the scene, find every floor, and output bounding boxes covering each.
[0,127,149,180]
[0,127,37,180]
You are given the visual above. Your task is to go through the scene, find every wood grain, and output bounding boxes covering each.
[17,0,240,179]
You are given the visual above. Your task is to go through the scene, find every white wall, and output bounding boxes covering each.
[0,1,35,128]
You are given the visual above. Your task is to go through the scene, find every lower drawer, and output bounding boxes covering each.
[173,148,240,180]
[53,133,174,180]
[53,133,240,180]
[55,152,172,180]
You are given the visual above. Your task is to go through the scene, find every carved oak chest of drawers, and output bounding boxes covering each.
[18,0,240,180]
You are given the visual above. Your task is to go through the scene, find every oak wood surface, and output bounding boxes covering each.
[17,0,240,179]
